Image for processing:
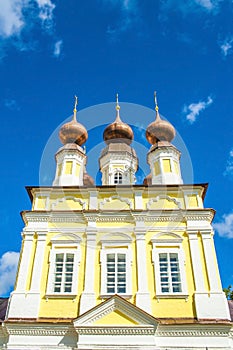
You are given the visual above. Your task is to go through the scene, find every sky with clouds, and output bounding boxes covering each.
[0,0,233,296]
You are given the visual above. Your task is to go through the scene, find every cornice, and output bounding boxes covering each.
[156,329,229,337]
[22,209,214,225]
[76,326,155,335]
[4,323,76,336]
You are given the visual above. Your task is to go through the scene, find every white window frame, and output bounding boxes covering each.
[100,234,132,298]
[46,241,81,298]
[114,171,123,184]
[152,235,188,298]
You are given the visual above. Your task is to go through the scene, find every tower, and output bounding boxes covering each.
[99,94,138,185]
[1,94,232,350]
[53,96,92,186]
[145,92,182,185]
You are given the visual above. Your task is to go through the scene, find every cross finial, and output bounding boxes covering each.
[73,95,78,121]
[154,91,159,112]
[74,95,78,111]
[116,93,120,111]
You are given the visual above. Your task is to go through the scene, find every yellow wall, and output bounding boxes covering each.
[24,186,213,320]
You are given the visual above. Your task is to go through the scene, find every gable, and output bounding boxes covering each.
[93,310,139,326]
[74,295,158,327]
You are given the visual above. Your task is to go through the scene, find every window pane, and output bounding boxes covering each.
[53,252,75,293]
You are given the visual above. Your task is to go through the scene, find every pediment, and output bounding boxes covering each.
[74,295,158,327]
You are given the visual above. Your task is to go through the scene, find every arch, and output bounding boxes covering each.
[146,195,181,210]
[51,196,86,210]
[151,231,183,243]
[50,233,82,244]
[100,232,132,244]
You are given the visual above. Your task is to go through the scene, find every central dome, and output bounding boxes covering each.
[103,95,133,145]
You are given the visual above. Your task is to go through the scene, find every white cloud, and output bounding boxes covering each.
[220,37,233,57]
[0,0,25,38]
[0,251,19,295]
[160,0,221,14]
[35,0,55,29]
[183,96,213,124]
[0,0,56,55]
[4,98,20,111]
[104,0,139,37]
[53,40,63,57]
[213,213,233,239]
[224,148,233,176]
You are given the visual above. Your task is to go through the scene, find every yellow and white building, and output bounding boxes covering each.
[1,95,232,349]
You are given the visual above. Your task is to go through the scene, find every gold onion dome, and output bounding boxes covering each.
[59,96,88,146]
[83,167,94,186]
[103,94,133,145]
[146,92,176,145]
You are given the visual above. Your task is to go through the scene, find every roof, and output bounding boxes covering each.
[0,298,8,322]
[228,300,233,321]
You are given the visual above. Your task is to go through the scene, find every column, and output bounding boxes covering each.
[201,231,221,292]
[79,225,97,314]
[15,231,34,292]
[187,231,205,292]
[134,191,143,210]
[7,231,47,319]
[135,221,151,313]
[30,232,47,292]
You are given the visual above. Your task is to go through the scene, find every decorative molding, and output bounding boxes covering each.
[4,324,76,336]
[100,232,132,243]
[50,232,82,244]
[156,329,229,337]
[147,195,181,210]
[99,195,133,210]
[51,196,86,210]
[22,209,214,226]
[151,231,183,243]
[76,326,155,335]
[74,295,158,327]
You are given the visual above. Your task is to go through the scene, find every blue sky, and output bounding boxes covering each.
[0,0,233,296]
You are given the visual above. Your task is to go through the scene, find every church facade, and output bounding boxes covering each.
[0,95,232,349]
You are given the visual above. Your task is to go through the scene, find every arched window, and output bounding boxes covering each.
[114,172,123,184]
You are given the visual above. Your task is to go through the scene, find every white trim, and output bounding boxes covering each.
[187,231,205,292]
[51,196,86,210]
[99,195,132,210]
[46,239,81,297]
[15,232,34,292]
[100,247,132,296]
[151,234,188,297]
[147,195,181,210]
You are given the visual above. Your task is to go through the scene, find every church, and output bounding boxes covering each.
[0,94,232,349]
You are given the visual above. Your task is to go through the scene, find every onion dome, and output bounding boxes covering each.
[146,92,176,145]
[83,167,94,186]
[103,94,133,145]
[143,173,152,186]
[59,96,88,146]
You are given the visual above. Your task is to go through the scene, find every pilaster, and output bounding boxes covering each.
[135,221,151,313]
[79,222,97,314]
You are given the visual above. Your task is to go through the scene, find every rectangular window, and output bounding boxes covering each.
[154,161,160,176]
[106,253,126,293]
[53,253,74,293]
[159,252,182,293]
[65,161,73,175]
[163,159,172,173]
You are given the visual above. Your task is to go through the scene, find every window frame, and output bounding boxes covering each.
[46,238,81,298]
[151,235,188,298]
[100,234,132,298]
[114,171,123,184]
